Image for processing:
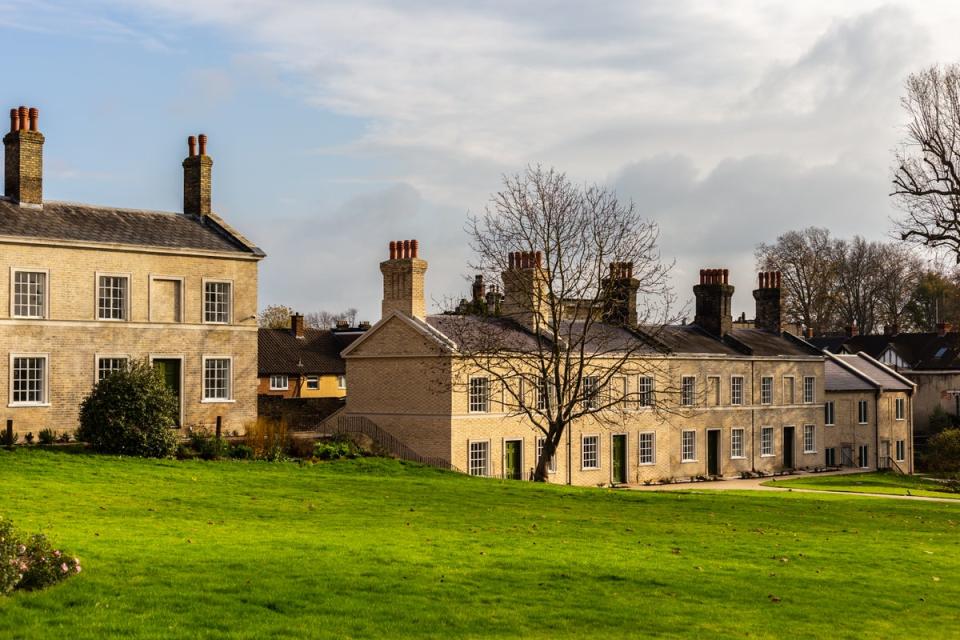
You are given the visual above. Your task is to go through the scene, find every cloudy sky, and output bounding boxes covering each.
[3,1,960,321]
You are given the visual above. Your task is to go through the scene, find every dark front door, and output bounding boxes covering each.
[153,359,181,427]
[504,440,522,480]
[783,426,795,469]
[707,430,720,476]
[612,434,627,484]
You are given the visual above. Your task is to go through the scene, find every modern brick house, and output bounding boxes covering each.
[341,240,852,485]
[258,313,367,398]
[0,105,264,436]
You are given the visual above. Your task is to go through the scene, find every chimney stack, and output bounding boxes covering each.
[501,251,549,329]
[380,239,428,319]
[752,271,783,334]
[472,274,486,305]
[845,321,859,338]
[183,133,212,217]
[601,261,640,326]
[694,268,735,337]
[290,313,305,339]
[4,105,44,205]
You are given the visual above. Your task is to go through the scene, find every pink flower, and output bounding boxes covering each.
[60,563,69,573]
[19,562,28,572]
[54,550,61,558]
[74,565,81,573]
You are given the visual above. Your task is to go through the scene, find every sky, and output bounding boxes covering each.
[3,0,960,322]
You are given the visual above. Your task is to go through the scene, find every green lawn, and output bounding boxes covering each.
[1,450,958,639]
[763,471,960,500]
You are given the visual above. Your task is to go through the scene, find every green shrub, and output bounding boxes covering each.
[24,432,34,444]
[38,429,56,445]
[313,439,358,460]
[928,406,955,434]
[925,428,960,472]
[187,428,228,461]
[77,359,179,458]
[1,430,17,447]
[0,518,81,595]
[229,443,255,460]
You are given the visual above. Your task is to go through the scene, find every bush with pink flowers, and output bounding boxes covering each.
[0,518,81,594]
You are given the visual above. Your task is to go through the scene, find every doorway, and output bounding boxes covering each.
[504,440,522,480]
[153,358,182,427]
[783,426,795,469]
[707,429,721,476]
[612,434,627,484]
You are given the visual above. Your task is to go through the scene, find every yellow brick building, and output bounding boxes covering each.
[341,242,863,486]
[1,106,264,437]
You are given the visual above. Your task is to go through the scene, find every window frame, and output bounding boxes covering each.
[760,426,774,457]
[895,439,906,462]
[536,437,557,474]
[201,355,234,403]
[10,267,50,319]
[468,439,490,477]
[637,375,655,408]
[639,431,656,465]
[803,424,816,454]
[94,354,129,384]
[95,272,131,322]
[730,375,744,406]
[824,400,835,426]
[337,374,347,390]
[681,375,696,407]
[306,375,320,390]
[803,376,815,404]
[581,434,600,470]
[730,427,745,459]
[582,375,600,410]
[8,353,50,407]
[202,278,234,325]
[468,376,490,413]
[857,399,868,425]
[760,376,773,405]
[269,374,289,391]
[681,429,697,462]
[895,397,905,421]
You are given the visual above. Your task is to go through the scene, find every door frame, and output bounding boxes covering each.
[610,433,628,484]
[502,438,524,480]
[149,354,184,427]
[706,428,722,477]
[783,425,795,469]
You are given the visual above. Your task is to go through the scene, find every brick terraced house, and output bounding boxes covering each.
[340,241,860,486]
[1,106,264,436]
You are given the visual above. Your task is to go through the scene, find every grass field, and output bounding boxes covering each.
[1,449,958,639]
[764,471,960,500]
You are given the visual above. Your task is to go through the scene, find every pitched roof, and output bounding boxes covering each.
[258,327,365,375]
[825,352,914,392]
[0,198,264,256]
[811,331,960,371]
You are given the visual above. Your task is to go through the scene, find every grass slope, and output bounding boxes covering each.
[765,472,960,500]
[0,449,958,639]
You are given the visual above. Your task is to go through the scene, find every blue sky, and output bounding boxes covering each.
[3,1,960,322]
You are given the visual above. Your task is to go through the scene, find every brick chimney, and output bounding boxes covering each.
[937,321,952,337]
[182,133,212,217]
[380,239,427,319]
[694,268,734,337]
[600,261,640,326]
[4,106,44,206]
[501,251,549,329]
[752,271,783,334]
[290,313,305,339]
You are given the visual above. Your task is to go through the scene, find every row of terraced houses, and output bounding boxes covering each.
[2,105,915,485]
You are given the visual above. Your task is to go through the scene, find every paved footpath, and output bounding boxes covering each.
[627,470,960,504]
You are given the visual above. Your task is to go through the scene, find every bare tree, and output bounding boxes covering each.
[756,228,839,334]
[833,236,885,335]
[874,243,924,332]
[447,165,677,482]
[305,308,359,329]
[258,304,295,329]
[893,64,960,260]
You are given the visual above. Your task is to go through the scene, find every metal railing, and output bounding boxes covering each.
[330,415,463,473]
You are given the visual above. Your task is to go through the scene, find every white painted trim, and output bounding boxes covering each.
[760,375,774,405]
[92,353,130,385]
[147,274,185,324]
[802,375,816,404]
[680,428,697,462]
[730,427,746,459]
[730,374,744,406]
[535,436,557,474]
[9,267,50,320]
[95,271,132,321]
[8,352,50,407]
[580,433,601,470]
[201,355,234,402]
[269,374,289,391]
[760,425,775,457]
[638,430,656,466]
[467,438,492,477]
[201,278,234,325]
[467,375,491,413]
[802,424,817,454]
[680,374,697,407]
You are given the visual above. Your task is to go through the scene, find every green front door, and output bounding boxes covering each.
[612,434,627,484]
[153,359,181,427]
[504,440,522,480]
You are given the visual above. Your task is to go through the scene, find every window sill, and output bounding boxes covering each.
[201,399,236,404]
[269,388,288,392]
[639,461,656,466]
[581,466,600,471]
[825,423,835,427]
[203,321,231,326]
[680,459,698,463]
[730,455,746,460]
[12,315,46,320]
[8,402,51,408]
[803,450,817,455]
[760,454,775,458]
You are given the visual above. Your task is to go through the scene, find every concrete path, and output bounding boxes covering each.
[627,470,960,504]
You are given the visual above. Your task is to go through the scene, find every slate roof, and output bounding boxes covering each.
[811,332,960,371]
[825,353,913,392]
[0,198,264,256]
[258,328,365,375]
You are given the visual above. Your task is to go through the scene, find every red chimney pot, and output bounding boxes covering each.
[27,107,37,131]
[198,133,207,156]
[187,135,196,158]
[389,240,397,260]
[411,239,419,258]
